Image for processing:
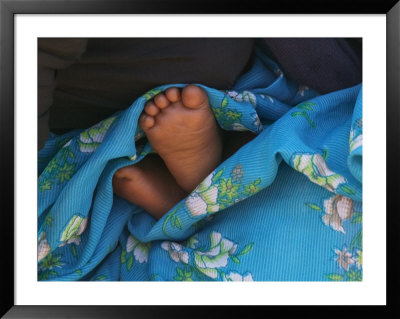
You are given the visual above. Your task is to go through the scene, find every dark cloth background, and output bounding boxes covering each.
[38,38,255,149]
[263,38,362,94]
[38,38,362,151]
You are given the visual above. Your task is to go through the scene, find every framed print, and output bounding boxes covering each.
[1,0,399,317]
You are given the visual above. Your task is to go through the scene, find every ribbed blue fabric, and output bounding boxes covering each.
[38,43,362,281]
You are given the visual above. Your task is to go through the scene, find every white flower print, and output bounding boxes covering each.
[349,129,363,153]
[322,195,354,233]
[59,215,88,247]
[78,116,117,153]
[193,232,238,279]
[226,90,257,107]
[292,153,347,192]
[63,139,72,148]
[232,123,249,131]
[161,241,189,264]
[126,235,150,263]
[260,94,274,103]
[185,172,219,217]
[355,250,362,269]
[38,232,51,262]
[297,85,309,97]
[224,272,254,281]
[185,234,199,249]
[252,113,263,132]
[335,247,355,271]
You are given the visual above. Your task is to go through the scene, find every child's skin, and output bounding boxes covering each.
[112,85,256,220]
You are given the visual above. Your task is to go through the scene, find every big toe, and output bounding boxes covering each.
[181,85,209,109]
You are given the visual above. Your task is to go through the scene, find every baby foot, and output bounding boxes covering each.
[113,154,187,220]
[139,85,222,193]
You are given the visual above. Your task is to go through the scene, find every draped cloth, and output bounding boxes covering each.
[38,44,362,281]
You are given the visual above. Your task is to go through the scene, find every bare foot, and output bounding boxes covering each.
[112,154,187,220]
[139,85,222,193]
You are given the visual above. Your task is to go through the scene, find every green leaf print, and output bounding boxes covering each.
[45,160,59,174]
[38,269,58,281]
[221,96,228,108]
[218,178,240,201]
[231,256,240,264]
[108,244,114,254]
[297,102,315,111]
[292,103,317,128]
[93,274,107,281]
[242,178,261,196]
[60,215,87,243]
[322,149,329,159]
[212,168,225,184]
[226,110,242,121]
[174,267,194,281]
[340,185,356,195]
[39,253,62,270]
[162,204,183,238]
[127,253,134,271]
[59,147,75,161]
[350,230,362,250]
[149,274,159,281]
[291,111,307,117]
[346,269,362,281]
[305,203,322,211]
[71,244,77,257]
[44,214,53,227]
[142,88,163,101]
[75,269,82,275]
[172,215,183,230]
[212,100,243,130]
[325,274,345,281]
[55,162,76,184]
[351,212,362,224]
[121,249,126,264]
[304,114,316,128]
[39,179,52,193]
[237,243,254,256]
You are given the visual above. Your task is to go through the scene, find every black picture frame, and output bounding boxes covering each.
[1,0,399,317]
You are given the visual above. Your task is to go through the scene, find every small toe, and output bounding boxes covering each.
[139,114,155,130]
[144,102,160,116]
[181,85,209,109]
[165,87,181,103]
[114,166,131,180]
[153,93,170,109]
[113,168,125,179]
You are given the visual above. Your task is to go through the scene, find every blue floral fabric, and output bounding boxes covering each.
[38,44,362,281]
